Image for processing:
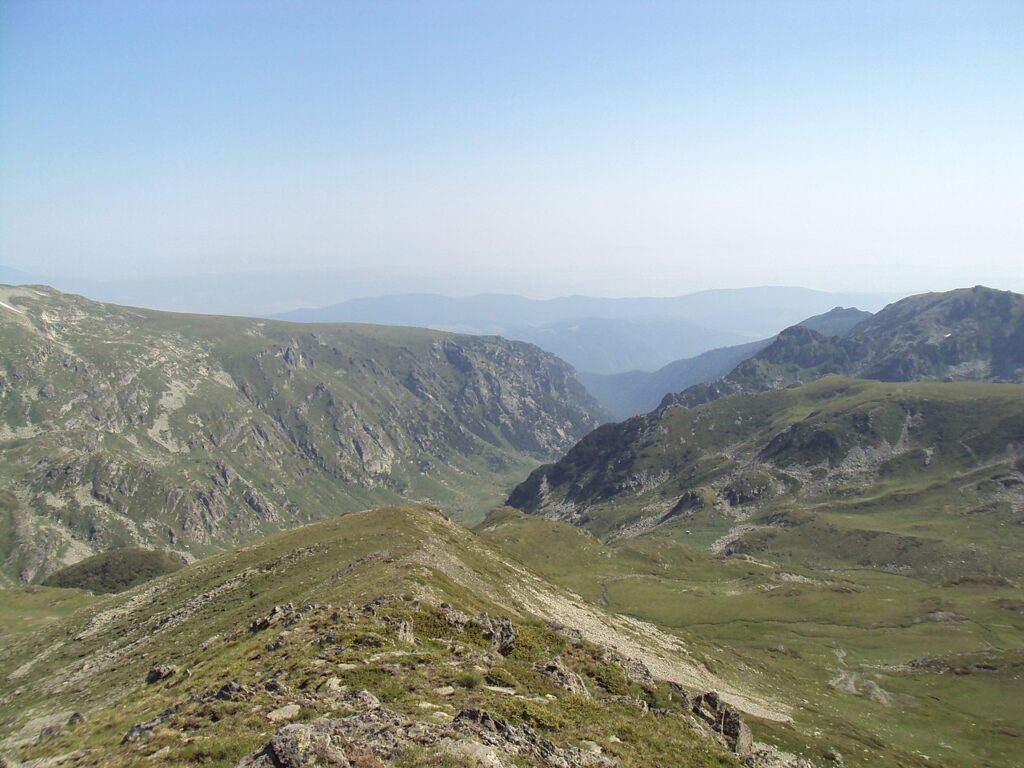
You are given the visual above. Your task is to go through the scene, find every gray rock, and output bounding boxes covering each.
[250,603,295,632]
[237,719,352,767]
[215,681,253,701]
[692,691,753,756]
[394,619,415,644]
[145,664,178,684]
[266,704,301,723]
[481,615,517,656]
[537,656,590,698]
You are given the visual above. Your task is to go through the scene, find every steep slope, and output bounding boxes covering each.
[0,506,791,768]
[582,308,872,419]
[508,376,1024,580]
[0,285,603,584]
[665,287,1023,408]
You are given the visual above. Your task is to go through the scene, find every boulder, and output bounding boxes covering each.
[237,719,353,767]
[481,616,517,656]
[145,665,178,684]
[266,704,301,723]
[691,691,753,756]
[536,657,590,698]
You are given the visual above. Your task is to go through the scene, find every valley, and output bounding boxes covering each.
[0,284,1022,767]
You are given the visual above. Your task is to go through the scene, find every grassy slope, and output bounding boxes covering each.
[500,377,1024,766]
[510,377,1024,579]
[478,509,1024,768]
[0,285,603,583]
[0,506,746,768]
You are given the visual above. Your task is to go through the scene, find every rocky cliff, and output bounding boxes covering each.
[0,285,604,583]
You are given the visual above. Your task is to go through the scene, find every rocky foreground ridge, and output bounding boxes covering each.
[0,506,808,768]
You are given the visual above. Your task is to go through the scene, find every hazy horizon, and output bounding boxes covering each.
[2,2,1022,297]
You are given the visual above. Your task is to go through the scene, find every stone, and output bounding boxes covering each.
[434,685,456,697]
[250,603,295,633]
[439,602,470,629]
[145,665,178,684]
[668,681,691,710]
[237,719,353,767]
[442,738,506,767]
[215,681,253,701]
[537,656,590,698]
[266,704,301,723]
[482,616,517,656]
[394,619,415,644]
[319,677,346,696]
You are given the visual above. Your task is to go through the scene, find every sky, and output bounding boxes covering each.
[1,1,1021,298]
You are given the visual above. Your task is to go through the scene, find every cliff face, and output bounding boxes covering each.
[0,285,604,583]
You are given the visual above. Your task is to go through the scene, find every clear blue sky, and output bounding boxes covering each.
[1,1,1021,296]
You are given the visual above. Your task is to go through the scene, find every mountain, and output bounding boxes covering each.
[581,341,769,419]
[666,287,1024,408]
[797,306,873,337]
[508,375,1024,570]
[0,266,465,317]
[502,376,1024,765]
[0,285,603,584]
[276,288,896,375]
[582,307,873,419]
[0,505,795,767]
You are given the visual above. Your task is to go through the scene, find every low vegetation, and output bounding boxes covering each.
[41,548,187,594]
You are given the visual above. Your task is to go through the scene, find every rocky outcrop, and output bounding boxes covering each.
[537,657,590,698]
[692,691,753,756]
[481,616,518,656]
[236,704,618,768]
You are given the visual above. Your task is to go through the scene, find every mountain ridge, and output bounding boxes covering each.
[664,286,1024,409]
[0,505,794,767]
[0,285,604,584]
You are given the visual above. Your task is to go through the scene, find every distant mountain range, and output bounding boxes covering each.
[276,287,895,374]
[0,267,899,375]
[584,307,873,418]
